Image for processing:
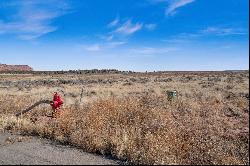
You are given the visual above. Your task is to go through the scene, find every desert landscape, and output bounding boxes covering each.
[0,70,249,165]
[0,0,248,165]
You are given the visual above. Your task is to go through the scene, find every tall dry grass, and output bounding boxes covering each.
[1,93,248,165]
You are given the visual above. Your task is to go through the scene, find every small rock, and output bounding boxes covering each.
[5,137,15,144]
[17,137,23,142]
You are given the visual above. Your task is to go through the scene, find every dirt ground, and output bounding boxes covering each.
[0,132,120,165]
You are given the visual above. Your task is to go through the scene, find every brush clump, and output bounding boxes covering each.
[1,94,248,165]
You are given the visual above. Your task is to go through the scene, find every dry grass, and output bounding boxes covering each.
[0,71,249,165]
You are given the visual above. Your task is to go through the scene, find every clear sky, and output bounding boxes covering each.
[0,0,249,71]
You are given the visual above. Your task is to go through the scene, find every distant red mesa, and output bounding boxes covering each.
[0,64,33,71]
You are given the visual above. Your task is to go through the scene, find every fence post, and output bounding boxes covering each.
[79,88,84,103]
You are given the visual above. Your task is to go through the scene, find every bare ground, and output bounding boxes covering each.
[0,132,120,165]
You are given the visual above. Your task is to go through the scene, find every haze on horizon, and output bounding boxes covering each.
[0,0,249,72]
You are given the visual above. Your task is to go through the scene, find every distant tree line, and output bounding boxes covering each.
[0,69,248,75]
[0,69,136,75]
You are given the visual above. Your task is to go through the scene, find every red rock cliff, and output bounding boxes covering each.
[0,64,33,71]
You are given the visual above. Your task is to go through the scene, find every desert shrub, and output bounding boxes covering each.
[2,94,248,165]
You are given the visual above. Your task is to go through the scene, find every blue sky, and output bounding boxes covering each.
[0,0,249,71]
